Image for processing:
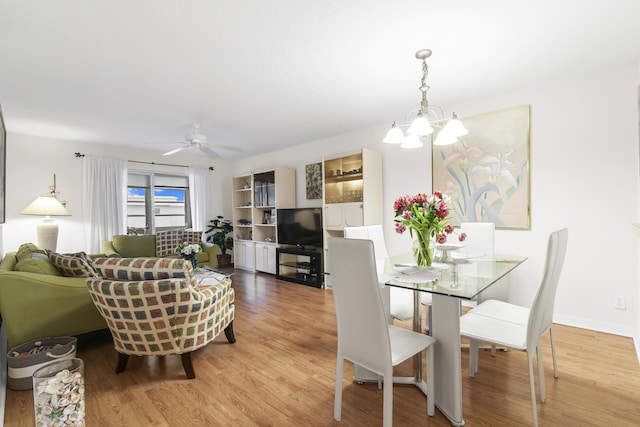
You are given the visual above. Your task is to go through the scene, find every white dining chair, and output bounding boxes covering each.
[459,228,568,427]
[343,225,413,322]
[329,237,436,427]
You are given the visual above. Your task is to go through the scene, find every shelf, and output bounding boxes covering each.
[255,223,276,227]
[325,172,363,183]
[235,205,252,209]
[236,187,252,192]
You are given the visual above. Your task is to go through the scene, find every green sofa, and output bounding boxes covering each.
[0,248,107,348]
[102,230,221,268]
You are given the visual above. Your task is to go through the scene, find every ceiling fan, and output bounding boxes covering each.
[146,122,243,159]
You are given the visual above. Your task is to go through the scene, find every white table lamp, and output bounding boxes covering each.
[21,175,71,252]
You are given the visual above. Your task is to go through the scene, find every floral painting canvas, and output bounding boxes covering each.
[305,162,323,199]
[432,105,530,229]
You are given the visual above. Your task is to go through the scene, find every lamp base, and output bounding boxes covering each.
[37,219,59,252]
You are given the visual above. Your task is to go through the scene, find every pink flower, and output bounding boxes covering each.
[434,190,442,198]
[458,232,467,242]
[445,224,454,234]
[395,223,406,234]
[414,193,428,205]
[436,233,447,244]
[403,211,413,220]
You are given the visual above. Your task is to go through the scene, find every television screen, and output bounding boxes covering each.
[277,208,323,249]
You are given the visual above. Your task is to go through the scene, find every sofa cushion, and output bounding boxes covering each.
[47,251,99,277]
[92,257,196,286]
[15,258,62,276]
[111,234,156,258]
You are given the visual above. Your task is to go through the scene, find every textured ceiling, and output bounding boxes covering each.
[1,0,639,159]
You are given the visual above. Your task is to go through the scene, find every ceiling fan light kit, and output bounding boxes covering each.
[384,49,468,149]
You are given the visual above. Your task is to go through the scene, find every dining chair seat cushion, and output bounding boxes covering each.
[388,324,435,365]
[469,299,529,324]
[460,310,527,350]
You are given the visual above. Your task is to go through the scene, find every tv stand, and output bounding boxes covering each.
[276,247,323,288]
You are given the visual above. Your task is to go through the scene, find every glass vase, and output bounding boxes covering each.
[33,358,85,427]
[183,255,197,270]
[413,227,434,268]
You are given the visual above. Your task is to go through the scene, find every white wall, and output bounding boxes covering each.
[233,60,640,338]
[1,61,637,340]
[2,134,233,254]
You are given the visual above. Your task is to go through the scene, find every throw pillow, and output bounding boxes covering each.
[47,251,99,278]
[92,257,196,287]
[16,243,47,263]
[15,258,62,276]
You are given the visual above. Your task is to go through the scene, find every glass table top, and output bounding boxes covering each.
[384,253,527,300]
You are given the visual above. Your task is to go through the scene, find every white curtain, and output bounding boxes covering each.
[188,166,210,232]
[82,156,128,253]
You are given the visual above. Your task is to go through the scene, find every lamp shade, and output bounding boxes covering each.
[442,115,468,137]
[382,122,405,144]
[21,196,71,216]
[433,131,459,146]
[407,113,434,136]
[400,134,424,149]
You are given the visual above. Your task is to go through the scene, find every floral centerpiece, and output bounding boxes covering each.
[393,191,466,268]
[175,242,202,269]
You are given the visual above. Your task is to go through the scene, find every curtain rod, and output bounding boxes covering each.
[74,152,214,170]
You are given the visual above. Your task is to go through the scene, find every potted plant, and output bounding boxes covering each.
[206,215,234,267]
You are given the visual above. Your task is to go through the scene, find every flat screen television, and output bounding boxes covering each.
[277,208,323,249]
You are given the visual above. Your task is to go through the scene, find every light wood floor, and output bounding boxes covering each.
[5,269,640,426]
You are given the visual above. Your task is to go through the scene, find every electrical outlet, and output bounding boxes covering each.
[614,294,626,310]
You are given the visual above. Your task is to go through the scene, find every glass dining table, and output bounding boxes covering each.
[384,253,527,426]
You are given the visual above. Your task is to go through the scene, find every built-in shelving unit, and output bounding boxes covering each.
[232,167,295,272]
[322,148,383,286]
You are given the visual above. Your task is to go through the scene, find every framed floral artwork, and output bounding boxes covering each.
[305,162,322,200]
[432,105,531,229]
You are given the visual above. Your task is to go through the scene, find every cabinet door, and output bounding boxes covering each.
[265,244,277,274]
[324,204,344,230]
[255,243,266,272]
[344,202,364,227]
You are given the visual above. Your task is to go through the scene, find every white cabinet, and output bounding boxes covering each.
[255,242,277,274]
[324,202,364,230]
[232,167,295,273]
[234,240,255,271]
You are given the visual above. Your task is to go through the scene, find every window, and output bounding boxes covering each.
[127,172,191,234]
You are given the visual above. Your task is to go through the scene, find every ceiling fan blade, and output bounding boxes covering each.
[200,146,221,159]
[144,141,184,145]
[209,144,243,152]
[163,146,186,156]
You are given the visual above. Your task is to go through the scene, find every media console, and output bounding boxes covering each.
[276,247,323,288]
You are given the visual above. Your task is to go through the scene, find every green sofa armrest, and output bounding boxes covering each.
[201,242,221,268]
[0,270,107,348]
[102,241,120,257]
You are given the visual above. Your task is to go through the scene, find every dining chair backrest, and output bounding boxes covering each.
[344,225,389,277]
[526,228,568,353]
[328,237,392,374]
[459,222,495,257]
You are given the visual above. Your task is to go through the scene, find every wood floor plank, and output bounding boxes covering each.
[4,269,640,426]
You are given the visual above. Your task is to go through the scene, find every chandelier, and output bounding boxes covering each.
[383,49,468,148]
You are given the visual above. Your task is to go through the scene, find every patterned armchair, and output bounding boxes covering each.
[86,257,235,379]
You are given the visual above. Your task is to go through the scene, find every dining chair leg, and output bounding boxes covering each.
[334,356,344,421]
[528,354,539,427]
[536,344,546,403]
[383,372,393,427]
[549,326,558,378]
